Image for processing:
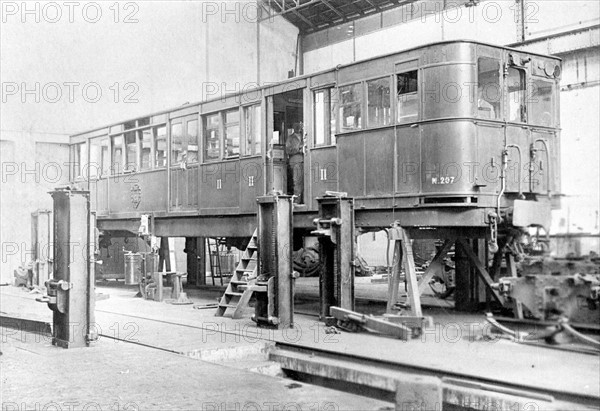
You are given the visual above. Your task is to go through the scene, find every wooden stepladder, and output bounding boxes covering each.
[215,229,259,319]
[208,238,223,286]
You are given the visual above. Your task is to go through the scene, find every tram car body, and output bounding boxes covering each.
[69,40,561,240]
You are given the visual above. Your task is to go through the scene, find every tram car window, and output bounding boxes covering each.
[124,131,137,172]
[225,109,241,158]
[367,77,392,127]
[89,138,109,178]
[154,126,167,168]
[187,120,199,163]
[396,70,418,124]
[243,104,262,156]
[171,123,185,165]
[204,114,221,161]
[140,128,153,170]
[314,89,332,146]
[339,83,362,131]
[111,136,124,174]
[71,142,87,180]
[477,57,501,119]
[508,67,527,123]
[530,79,554,127]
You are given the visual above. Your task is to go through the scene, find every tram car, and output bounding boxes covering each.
[69,40,561,281]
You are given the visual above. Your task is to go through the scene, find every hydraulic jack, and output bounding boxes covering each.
[252,195,295,328]
[38,188,97,348]
[312,194,355,320]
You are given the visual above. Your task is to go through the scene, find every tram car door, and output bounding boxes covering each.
[268,89,305,204]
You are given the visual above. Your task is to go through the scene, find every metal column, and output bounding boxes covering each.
[253,195,294,328]
[312,195,355,319]
[31,209,52,287]
[40,188,96,348]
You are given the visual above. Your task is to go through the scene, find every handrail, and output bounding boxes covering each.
[505,144,524,199]
[533,138,552,196]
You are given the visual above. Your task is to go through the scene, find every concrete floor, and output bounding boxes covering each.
[1,286,390,410]
[2,283,599,409]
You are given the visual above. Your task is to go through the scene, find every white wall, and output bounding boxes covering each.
[0,131,70,283]
[0,1,298,135]
[0,1,299,281]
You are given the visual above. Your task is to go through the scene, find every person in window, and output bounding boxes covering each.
[286,123,304,203]
[477,85,495,119]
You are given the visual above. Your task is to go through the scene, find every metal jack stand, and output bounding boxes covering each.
[252,195,295,328]
[37,188,96,348]
[312,194,355,320]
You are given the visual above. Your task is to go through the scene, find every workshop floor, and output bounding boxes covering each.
[2,284,599,409]
[1,286,389,410]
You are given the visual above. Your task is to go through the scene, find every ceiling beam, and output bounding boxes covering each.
[320,0,346,20]
[291,8,317,29]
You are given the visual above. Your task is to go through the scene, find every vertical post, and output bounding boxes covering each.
[454,238,472,311]
[197,237,206,286]
[255,195,294,328]
[31,211,39,286]
[46,189,94,348]
[88,211,97,339]
[185,237,198,286]
[314,196,355,319]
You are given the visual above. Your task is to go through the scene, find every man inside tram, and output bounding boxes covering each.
[286,122,304,203]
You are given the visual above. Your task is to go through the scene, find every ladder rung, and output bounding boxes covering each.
[226,292,243,297]
[219,304,237,308]
[231,280,248,285]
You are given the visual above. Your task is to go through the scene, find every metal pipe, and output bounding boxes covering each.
[496,149,508,218]
[560,320,600,349]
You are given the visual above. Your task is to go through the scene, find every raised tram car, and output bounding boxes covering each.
[69,40,561,267]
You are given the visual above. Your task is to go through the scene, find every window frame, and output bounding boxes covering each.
[507,66,527,124]
[396,69,419,125]
[313,87,338,146]
[366,76,393,128]
[123,130,138,172]
[528,77,555,128]
[71,142,87,181]
[203,112,222,162]
[138,127,154,172]
[154,125,168,169]
[110,135,124,175]
[242,103,262,156]
[170,120,186,166]
[186,118,199,164]
[224,108,241,159]
[476,57,502,120]
[108,119,169,175]
[338,82,363,133]
[89,137,110,179]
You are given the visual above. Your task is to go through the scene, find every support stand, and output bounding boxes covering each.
[252,195,294,328]
[37,188,96,348]
[386,227,422,317]
[312,195,355,320]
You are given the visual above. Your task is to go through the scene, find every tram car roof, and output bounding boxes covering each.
[70,39,561,139]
